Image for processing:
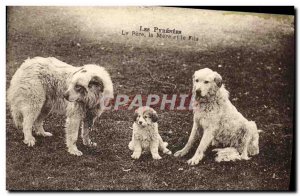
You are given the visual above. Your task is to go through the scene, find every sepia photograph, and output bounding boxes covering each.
[6,6,295,191]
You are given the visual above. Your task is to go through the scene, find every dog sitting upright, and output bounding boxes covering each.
[129,106,172,160]
[174,68,261,165]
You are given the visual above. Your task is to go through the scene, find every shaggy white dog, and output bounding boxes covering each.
[129,106,172,160]
[7,57,113,156]
[174,68,261,165]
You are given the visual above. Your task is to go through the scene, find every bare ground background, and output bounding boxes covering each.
[6,7,294,190]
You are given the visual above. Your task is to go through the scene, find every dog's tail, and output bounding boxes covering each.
[10,108,23,129]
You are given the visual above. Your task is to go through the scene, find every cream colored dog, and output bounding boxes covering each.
[7,57,113,156]
[174,68,261,165]
[129,106,172,160]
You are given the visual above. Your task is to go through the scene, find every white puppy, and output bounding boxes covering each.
[7,57,113,156]
[174,68,261,165]
[129,106,172,160]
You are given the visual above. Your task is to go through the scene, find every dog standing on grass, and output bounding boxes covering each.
[129,106,172,160]
[7,57,113,156]
[174,68,261,165]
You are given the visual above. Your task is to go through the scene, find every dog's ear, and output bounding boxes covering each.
[214,72,222,88]
[149,109,158,123]
[89,76,104,92]
[133,109,138,122]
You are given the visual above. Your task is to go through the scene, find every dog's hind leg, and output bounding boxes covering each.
[10,106,23,129]
[34,105,53,137]
[240,139,251,160]
[248,122,260,156]
[22,106,41,147]
[240,124,253,160]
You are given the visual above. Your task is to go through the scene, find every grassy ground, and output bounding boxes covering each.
[6,7,294,190]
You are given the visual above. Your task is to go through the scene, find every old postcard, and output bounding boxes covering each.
[6,7,295,191]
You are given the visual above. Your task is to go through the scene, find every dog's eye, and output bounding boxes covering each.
[75,85,82,91]
[204,81,209,84]
[195,79,199,82]
[144,116,148,119]
[75,85,86,94]
[88,81,99,88]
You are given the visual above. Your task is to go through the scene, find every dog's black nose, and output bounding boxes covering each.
[63,93,69,100]
[196,89,201,95]
[138,121,142,125]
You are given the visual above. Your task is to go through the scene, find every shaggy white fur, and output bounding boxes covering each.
[213,147,241,162]
[174,68,261,165]
[128,106,172,160]
[7,57,113,156]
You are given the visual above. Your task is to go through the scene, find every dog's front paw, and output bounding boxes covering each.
[37,132,53,137]
[83,139,97,147]
[128,141,134,151]
[187,155,203,166]
[152,154,162,160]
[174,149,188,157]
[241,155,251,161]
[43,132,53,137]
[68,147,83,156]
[131,152,141,159]
[163,148,172,155]
[23,136,36,147]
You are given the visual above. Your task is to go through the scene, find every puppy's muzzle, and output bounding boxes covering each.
[63,92,70,101]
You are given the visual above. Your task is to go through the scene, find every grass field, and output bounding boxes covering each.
[6,7,294,190]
